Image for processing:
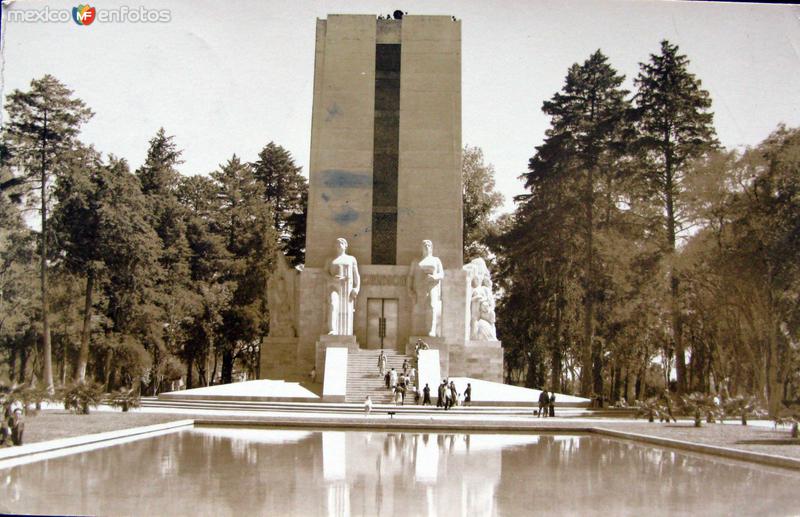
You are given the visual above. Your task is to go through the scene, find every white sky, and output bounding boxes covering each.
[2,0,799,212]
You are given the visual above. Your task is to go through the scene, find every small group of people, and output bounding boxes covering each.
[537,390,556,417]
[435,379,471,409]
[0,395,24,446]
[380,351,419,406]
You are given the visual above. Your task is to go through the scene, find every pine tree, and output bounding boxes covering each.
[212,156,278,383]
[3,75,93,392]
[251,142,307,264]
[634,40,718,394]
[135,129,194,393]
[462,145,504,261]
[529,50,632,396]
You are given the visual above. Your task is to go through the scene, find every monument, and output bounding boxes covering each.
[261,14,503,386]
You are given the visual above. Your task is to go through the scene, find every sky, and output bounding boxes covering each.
[2,0,799,213]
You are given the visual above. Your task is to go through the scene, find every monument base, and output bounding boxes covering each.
[315,335,358,383]
[450,341,503,383]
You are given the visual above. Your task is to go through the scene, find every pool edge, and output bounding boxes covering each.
[0,419,195,462]
[4,417,799,472]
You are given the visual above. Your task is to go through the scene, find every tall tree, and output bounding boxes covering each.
[530,50,631,396]
[634,40,718,393]
[462,145,504,261]
[176,175,231,388]
[135,128,193,392]
[212,156,278,383]
[3,75,93,391]
[251,142,307,264]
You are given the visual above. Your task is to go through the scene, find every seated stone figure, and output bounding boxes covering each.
[465,257,498,341]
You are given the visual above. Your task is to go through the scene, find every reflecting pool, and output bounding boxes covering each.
[1,427,798,516]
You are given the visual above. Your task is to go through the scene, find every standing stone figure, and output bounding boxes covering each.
[325,238,360,335]
[266,253,297,337]
[407,240,444,337]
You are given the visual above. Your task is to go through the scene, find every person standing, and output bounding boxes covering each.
[390,368,398,390]
[385,370,391,389]
[402,359,409,375]
[538,390,549,418]
[423,383,431,406]
[464,383,472,407]
[549,392,556,417]
[378,350,387,376]
[449,381,458,409]
[437,380,446,408]
[364,396,372,416]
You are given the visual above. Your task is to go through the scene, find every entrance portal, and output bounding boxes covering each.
[366,298,398,350]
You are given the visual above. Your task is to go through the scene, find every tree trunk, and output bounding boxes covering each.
[40,110,54,394]
[76,269,94,383]
[186,355,194,390]
[581,166,596,398]
[9,346,17,384]
[611,364,621,403]
[550,347,562,394]
[210,350,218,386]
[18,344,29,384]
[104,350,113,391]
[625,367,636,403]
[766,311,782,417]
[665,148,686,395]
[221,350,234,384]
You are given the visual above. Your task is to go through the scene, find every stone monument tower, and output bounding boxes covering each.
[262,14,503,387]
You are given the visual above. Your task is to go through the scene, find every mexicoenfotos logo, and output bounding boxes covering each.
[6,4,171,24]
[72,4,96,26]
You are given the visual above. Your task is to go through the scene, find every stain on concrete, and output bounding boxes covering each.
[333,206,359,225]
[325,102,341,122]
[322,169,371,188]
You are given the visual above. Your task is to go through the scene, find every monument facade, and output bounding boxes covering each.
[261,14,503,385]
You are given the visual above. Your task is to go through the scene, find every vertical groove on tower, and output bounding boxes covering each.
[371,43,401,264]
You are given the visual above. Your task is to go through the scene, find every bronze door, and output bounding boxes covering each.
[366,298,398,350]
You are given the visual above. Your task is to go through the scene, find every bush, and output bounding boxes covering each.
[62,382,103,414]
[722,395,765,425]
[680,393,722,427]
[16,385,51,415]
[774,405,800,438]
[108,388,141,412]
[635,397,669,423]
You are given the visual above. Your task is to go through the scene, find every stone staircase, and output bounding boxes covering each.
[346,349,413,403]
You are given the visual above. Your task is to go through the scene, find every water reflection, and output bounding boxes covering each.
[0,428,798,516]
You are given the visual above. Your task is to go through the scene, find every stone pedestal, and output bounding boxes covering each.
[450,340,503,383]
[406,336,449,376]
[315,335,358,383]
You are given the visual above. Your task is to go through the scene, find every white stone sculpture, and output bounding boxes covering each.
[407,240,444,337]
[267,253,298,337]
[465,257,497,341]
[325,237,360,335]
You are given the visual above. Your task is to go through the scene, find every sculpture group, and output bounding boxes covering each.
[300,237,497,342]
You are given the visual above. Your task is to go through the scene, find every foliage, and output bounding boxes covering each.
[107,388,141,412]
[680,392,722,427]
[251,141,308,264]
[633,40,718,394]
[2,74,94,392]
[62,381,103,414]
[462,145,503,260]
[634,397,669,423]
[773,405,800,438]
[722,395,764,425]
